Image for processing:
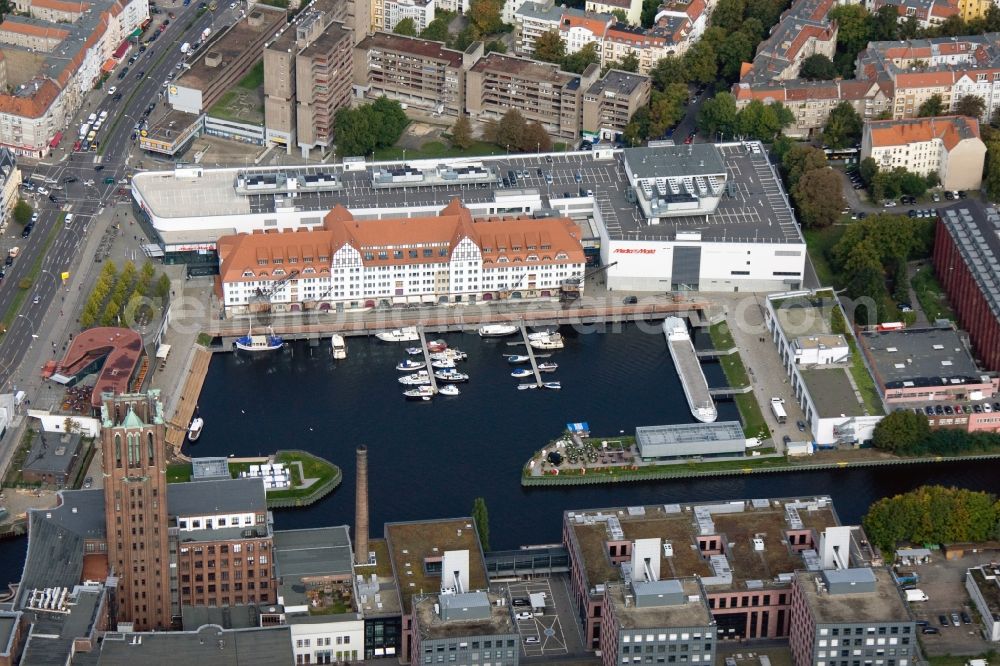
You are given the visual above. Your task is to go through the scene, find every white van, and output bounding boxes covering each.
[64,213,74,228]
[905,589,929,602]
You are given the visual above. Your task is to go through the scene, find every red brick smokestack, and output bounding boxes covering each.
[355,445,369,566]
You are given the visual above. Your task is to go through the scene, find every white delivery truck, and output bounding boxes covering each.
[78,123,91,140]
[905,589,929,602]
[180,42,190,54]
[202,27,211,39]
[770,397,787,424]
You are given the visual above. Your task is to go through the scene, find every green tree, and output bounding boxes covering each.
[717,29,754,81]
[682,40,717,85]
[451,115,474,149]
[872,409,930,454]
[985,140,1000,199]
[623,106,651,145]
[873,4,899,40]
[393,17,417,35]
[449,25,479,51]
[334,107,374,157]
[496,109,527,151]
[740,16,764,40]
[522,121,552,152]
[533,29,565,64]
[822,101,863,149]
[155,273,171,300]
[918,93,945,117]
[892,256,910,305]
[697,91,738,138]
[419,16,450,41]
[744,0,783,29]
[792,167,843,229]
[734,99,793,140]
[799,53,837,80]
[650,55,686,90]
[611,8,628,22]
[485,39,507,54]
[782,144,828,187]
[469,0,503,34]
[613,51,640,73]
[472,497,491,552]
[711,0,746,31]
[955,94,986,119]
[646,84,689,137]
[13,199,32,225]
[829,5,872,74]
[563,42,601,74]
[859,156,878,185]
[844,239,889,325]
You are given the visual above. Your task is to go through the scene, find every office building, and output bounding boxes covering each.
[581,69,651,141]
[934,201,1000,373]
[352,32,474,119]
[861,116,986,192]
[465,53,598,140]
[216,198,586,312]
[789,568,917,666]
[965,565,1000,642]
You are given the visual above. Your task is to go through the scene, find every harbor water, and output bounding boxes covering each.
[1,322,998,587]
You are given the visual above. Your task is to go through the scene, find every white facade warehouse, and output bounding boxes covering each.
[635,421,746,460]
[130,142,806,292]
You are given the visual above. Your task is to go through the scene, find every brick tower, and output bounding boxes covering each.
[101,390,172,631]
[354,445,369,566]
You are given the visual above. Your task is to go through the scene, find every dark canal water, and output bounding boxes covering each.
[1,323,998,587]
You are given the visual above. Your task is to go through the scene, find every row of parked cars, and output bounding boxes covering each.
[917,610,972,635]
[911,402,1000,417]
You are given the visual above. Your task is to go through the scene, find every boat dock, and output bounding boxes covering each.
[518,323,544,388]
[663,317,718,423]
[416,327,439,394]
[166,345,212,453]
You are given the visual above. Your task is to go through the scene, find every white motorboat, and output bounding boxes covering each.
[235,324,283,352]
[506,355,531,364]
[331,334,347,359]
[537,362,558,373]
[542,381,562,390]
[431,359,456,370]
[430,349,467,361]
[527,329,559,341]
[438,385,460,396]
[530,334,564,350]
[517,383,538,390]
[403,386,435,401]
[406,347,423,356]
[427,339,448,352]
[434,368,469,383]
[478,324,518,337]
[511,368,533,378]
[397,359,426,371]
[398,371,431,385]
[187,417,204,441]
[376,327,419,342]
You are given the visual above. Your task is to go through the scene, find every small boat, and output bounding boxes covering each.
[543,381,562,390]
[530,335,564,350]
[434,368,469,383]
[538,362,558,373]
[511,368,533,378]
[331,334,347,359]
[506,355,531,364]
[517,383,538,390]
[398,371,431,385]
[403,386,435,401]
[396,359,425,371]
[527,330,559,341]
[427,339,448,352]
[405,347,423,356]
[479,324,518,337]
[235,325,284,352]
[187,417,204,441]
[431,359,456,369]
[438,385,460,396]
[431,349,467,361]
[376,327,419,342]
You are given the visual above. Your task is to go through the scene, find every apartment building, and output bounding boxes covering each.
[866,0,958,29]
[739,0,837,84]
[465,52,598,140]
[515,3,613,57]
[0,0,148,157]
[378,0,434,32]
[860,116,986,191]
[216,199,585,313]
[934,201,1000,373]
[263,0,361,156]
[586,0,641,25]
[582,69,651,140]
[957,0,990,20]
[0,149,20,224]
[352,32,475,118]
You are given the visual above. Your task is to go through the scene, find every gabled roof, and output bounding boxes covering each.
[866,115,982,151]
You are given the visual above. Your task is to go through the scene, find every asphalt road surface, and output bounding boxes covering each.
[0,3,226,388]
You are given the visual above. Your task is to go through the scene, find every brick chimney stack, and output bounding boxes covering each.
[354,445,369,566]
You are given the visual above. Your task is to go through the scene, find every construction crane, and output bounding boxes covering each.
[498,271,529,300]
[559,262,617,301]
[249,269,300,324]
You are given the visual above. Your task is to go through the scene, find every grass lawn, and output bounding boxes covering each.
[912,264,955,322]
[166,463,192,483]
[709,322,769,439]
[803,224,847,288]
[374,139,504,161]
[238,61,264,90]
[846,336,885,415]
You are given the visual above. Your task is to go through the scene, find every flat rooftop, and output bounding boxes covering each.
[385,518,488,613]
[357,31,465,68]
[937,201,1000,333]
[567,497,839,590]
[970,566,1000,615]
[587,69,649,96]
[795,568,911,624]
[859,325,989,389]
[413,593,515,639]
[470,52,579,86]
[132,142,803,245]
[608,579,712,629]
[799,368,868,418]
[273,527,354,608]
[771,294,836,338]
[23,431,82,475]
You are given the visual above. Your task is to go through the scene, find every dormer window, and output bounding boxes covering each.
[257,259,268,266]
[556,252,568,260]
[274,269,286,276]
[498,256,509,263]
[527,254,538,262]
[273,258,283,264]
[302,267,315,274]
[242,271,254,278]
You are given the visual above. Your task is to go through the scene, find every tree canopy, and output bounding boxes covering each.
[533,29,565,64]
[451,115,473,149]
[799,53,837,80]
[871,410,931,453]
[419,16,450,42]
[792,167,843,229]
[13,199,32,226]
[334,97,409,158]
[918,94,945,118]
[472,497,491,552]
[733,99,794,140]
[392,17,417,35]
[822,102,862,149]
[955,94,986,119]
[469,0,503,34]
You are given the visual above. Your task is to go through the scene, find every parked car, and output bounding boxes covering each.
[945,191,955,200]
[961,611,972,624]
[107,85,117,95]
[523,636,539,644]
[623,295,638,304]
[951,612,961,627]
[83,476,93,488]
[932,192,941,202]
[516,612,533,621]
[796,420,806,432]
[511,598,529,607]
[939,614,949,627]
[922,627,940,635]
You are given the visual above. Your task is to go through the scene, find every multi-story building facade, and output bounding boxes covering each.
[957,0,990,20]
[866,0,958,29]
[465,53,597,140]
[515,3,613,57]
[789,569,917,666]
[585,0,641,25]
[0,148,20,223]
[739,0,837,85]
[965,566,1000,642]
[217,199,586,313]
[380,0,434,32]
[352,32,474,119]
[294,22,353,156]
[861,116,986,191]
[934,201,1000,373]
[581,69,651,141]
[101,390,173,631]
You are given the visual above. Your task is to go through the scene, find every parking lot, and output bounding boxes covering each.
[492,577,580,659]
[901,550,998,656]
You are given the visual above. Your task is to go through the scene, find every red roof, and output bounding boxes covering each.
[57,327,144,411]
